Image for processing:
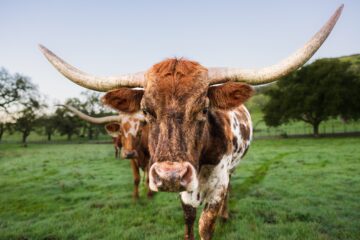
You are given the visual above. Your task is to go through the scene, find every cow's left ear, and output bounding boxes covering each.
[105,123,121,138]
[207,82,254,110]
[102,88,144,113]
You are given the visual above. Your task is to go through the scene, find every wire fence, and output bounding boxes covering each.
[2,121,360,144]
[254,121,360,138]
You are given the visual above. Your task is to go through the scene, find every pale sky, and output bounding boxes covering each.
[1,0,359,103]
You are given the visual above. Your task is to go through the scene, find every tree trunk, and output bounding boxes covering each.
[22,131,29,147]
[0,123,4,142]
[88,127,93,140]
[94,129,99,139]
[47,133,52,141]
[67,133,72,141]
[312,122,320,137]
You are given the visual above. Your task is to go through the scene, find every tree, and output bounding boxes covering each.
[0,68,37,142]
[59,91,111,140]
[12,99,44,146]
[54,99,82,140]
[6,74,46,144]
[54,91,113,141]
[37,114,58,141]
[79,91,109,139]
[0,68,36,111]
[262,59,360,136]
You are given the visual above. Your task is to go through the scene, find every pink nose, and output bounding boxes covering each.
[150,161,195,192]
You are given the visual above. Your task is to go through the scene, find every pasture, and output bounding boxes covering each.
[0,138,359,240]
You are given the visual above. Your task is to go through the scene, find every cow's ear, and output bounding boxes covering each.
[102,88,144,113]
[105,123,121,138]
[208,82,254,110]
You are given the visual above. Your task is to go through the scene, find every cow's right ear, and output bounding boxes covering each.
[105,123,121,138]
[102,88,144,113]
[208,82,254,110]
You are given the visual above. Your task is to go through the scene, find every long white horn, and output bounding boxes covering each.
[208,4,344,85]
[60,105,122,124]
[39,45,145,91]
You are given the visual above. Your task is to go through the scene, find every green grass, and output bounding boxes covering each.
[0,138,360,239]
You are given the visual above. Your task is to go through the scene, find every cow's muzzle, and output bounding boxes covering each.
[149,161,198,192]
[121,150,138,159]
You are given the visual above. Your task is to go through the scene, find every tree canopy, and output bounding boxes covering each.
[262,58,360,136]
[0,68,36,113]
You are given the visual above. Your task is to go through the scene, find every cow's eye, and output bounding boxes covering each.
[202,107,209,114]
[142,108,156,120]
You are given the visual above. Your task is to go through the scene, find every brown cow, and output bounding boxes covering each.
[61,105,152,199]
[41,5,343,239]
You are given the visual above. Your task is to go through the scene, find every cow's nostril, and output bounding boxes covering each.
[156,181,163,188]
[180,165,193,187]
[122,150,138,159]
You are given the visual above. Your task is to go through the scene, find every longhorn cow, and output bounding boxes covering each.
[41,5,343,239]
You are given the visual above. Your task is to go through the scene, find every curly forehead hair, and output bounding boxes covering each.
[151,58,207,78]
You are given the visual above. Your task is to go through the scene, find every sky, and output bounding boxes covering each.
[1,0,359,103]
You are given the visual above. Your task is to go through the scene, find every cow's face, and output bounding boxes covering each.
[141,59,253,192]
[102,89,145,159]
[118,113,144,159]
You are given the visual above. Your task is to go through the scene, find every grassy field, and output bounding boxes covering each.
[0,138,359,240]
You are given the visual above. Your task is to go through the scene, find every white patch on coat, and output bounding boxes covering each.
[181,155,231,207]
[119,111,144,138]
[242,106,253,141]
[181,106,253,207]
[229,106,252,171]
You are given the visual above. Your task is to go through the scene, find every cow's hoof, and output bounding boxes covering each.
[132,194,139,200]
[219,213,229,223]
[147,191,155,199]
[184,234,194,240]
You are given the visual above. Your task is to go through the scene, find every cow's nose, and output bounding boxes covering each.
[121,150,138,159]
[150,161,196,192]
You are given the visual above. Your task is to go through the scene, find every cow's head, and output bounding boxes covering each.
[143,60,254,192]
[41,5,343,190]
[102,88,145,159]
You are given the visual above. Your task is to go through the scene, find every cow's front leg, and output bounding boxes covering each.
[181,201,196,240]
[130,159,140,199]
[198,202,222,240]
[145,165,154,198]
[219,185,230,221]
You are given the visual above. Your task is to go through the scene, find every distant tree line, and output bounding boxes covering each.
[0,67,113,146]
